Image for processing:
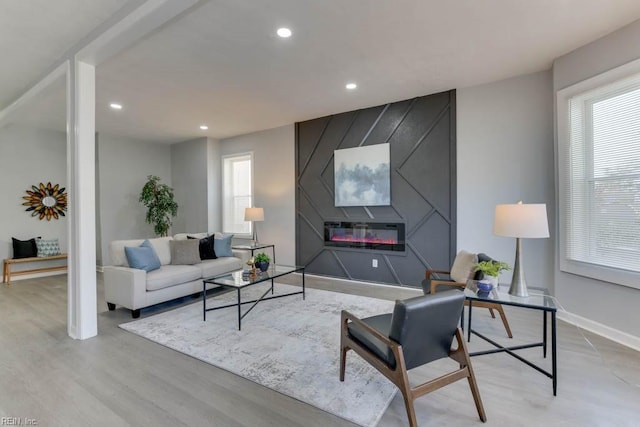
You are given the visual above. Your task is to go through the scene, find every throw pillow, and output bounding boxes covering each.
[170,239,201,265]
[450,250,479,283]
[187,235,217,260]
[214,234,234,257]
[12,237,38,259]
[124,239,161,272]
[36,238,61,257]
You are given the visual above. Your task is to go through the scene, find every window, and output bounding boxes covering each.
[558,60,640,289]
[222,153,253,235]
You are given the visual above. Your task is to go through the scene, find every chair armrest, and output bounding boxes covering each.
[425,269,451,280]
[341,310,396,348]
[430,279,465,294]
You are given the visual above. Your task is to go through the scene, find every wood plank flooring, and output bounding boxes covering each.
[1,273,639,426]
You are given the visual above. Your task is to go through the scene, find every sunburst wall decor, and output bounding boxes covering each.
[22,182,67,220]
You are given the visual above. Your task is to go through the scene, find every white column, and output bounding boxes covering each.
[66,59,97,339]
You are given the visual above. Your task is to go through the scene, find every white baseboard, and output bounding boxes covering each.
[558,311,640,352]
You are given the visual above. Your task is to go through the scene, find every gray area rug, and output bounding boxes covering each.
[120,283,397,427]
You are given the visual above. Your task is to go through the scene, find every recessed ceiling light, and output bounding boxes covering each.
[276,27,292,38]
[345,83,357,90]
[200,125,208,130]
[110,103,122,110]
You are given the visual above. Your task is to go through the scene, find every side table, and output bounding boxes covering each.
[231,243,276,263]
[463,281,558,395]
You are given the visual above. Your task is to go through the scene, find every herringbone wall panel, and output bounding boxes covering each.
[295,90,456,287]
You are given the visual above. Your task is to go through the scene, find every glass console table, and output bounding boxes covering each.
[463,281,558,395]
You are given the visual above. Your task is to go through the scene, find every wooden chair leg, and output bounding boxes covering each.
[339,345,349,381]
[400,389,418,427]
[455,329,487,422]
[397,367,418,427]
[495,305,513,338]
[488,308,496,318]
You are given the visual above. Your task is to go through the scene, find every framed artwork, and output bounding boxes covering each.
[22,182,67,220]
[334,143,390,207]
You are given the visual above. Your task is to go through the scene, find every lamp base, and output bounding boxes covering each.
[508,237,529,298]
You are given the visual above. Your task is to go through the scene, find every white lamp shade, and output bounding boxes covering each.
[494,203,549,238]
[244,207,264,222]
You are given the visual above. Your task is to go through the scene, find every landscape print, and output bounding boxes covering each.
[334,143,390,207]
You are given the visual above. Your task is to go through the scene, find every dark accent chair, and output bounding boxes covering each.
[340,291,487,426]
[422,253,512,338]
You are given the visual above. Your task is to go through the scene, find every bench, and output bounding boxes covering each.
[2,254,68,285]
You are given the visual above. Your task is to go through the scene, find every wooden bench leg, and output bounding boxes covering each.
[5,261,11,286]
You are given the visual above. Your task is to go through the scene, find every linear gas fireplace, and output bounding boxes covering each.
[324,221,405,252]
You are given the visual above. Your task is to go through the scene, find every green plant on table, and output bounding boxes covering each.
[139,175,178,237]
[254,252,270,263]
[473,260,510,277]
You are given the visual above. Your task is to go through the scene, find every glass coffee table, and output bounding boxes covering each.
[202,264,305,330]
[463,280,559,395]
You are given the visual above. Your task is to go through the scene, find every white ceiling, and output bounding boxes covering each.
[5,0,640,143]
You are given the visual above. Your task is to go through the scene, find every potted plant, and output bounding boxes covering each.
[139,175,178,237]
[254,252,270,272]
[474,260,511,287]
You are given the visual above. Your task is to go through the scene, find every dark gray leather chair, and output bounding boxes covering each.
[421,252,513,338]
[340,290,487,426]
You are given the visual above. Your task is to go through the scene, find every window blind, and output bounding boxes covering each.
[564,73,640,275]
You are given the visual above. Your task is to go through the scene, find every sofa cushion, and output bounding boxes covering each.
[170,239,201,265]
[125,240,161,272]
[146,264,202,291]
[148,237,172,265]
[198,256,243,278]
[110,237,173,267]
[174,232,208,241]
[188,235,217,260]
[214,234,234,257]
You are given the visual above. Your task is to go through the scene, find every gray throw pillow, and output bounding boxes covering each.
[170,239,201,265]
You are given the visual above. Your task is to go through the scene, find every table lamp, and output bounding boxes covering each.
[493,201,549,297]
[244,207,264,245]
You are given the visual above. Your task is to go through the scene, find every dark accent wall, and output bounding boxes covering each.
[295,90,456,287]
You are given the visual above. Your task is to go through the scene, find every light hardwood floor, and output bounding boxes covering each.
[1,273,639,426]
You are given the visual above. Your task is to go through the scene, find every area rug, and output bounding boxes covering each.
[119,283,397,427]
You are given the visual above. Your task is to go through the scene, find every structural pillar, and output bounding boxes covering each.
[66,59,98,339]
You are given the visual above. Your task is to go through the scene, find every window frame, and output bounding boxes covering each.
[557,57,640,290]
[221,152,254,237]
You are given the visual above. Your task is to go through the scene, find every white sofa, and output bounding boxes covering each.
[104,233,244,317]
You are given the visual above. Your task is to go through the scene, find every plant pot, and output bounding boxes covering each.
[480,275,498,287]
[255,261,270,272]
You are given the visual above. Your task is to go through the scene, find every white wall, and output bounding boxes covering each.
[457,71,555,289]
[96,133,172,266]
[220,125,296,266]
[0,125,68,272]
[171,137,209,234]
[553,20,640,338]
[207,138,222,232]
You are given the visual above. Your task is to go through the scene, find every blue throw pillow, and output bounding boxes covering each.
[125,239,161,272]
[214,234,234,257]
